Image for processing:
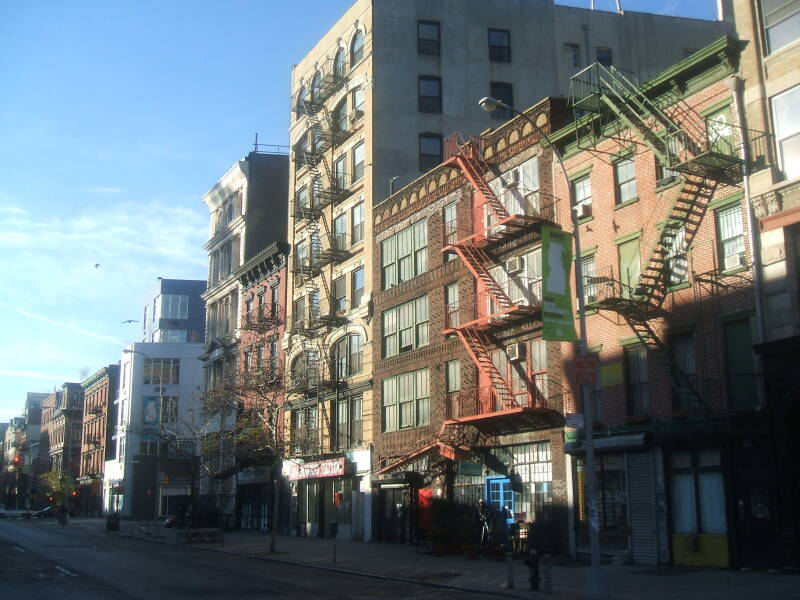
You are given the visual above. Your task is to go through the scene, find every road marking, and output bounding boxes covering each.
[12,546,26,553]
[55,565,79,577]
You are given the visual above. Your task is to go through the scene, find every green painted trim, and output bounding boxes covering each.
[614,197,640,211]
[588,344,603,354]
[709,190,744,212]
[655,175,683,192]
[720,264,749,276]
[699,97,733,118]
[568,165,593,181]
[620,335,647,346]
[668,281,692,292]
[581,245,598,258]
[612,146,636,160]
[578,215,594,225]
[615,230,642,245]
[719,308,754,323]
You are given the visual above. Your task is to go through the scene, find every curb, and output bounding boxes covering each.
[111,529,533,599]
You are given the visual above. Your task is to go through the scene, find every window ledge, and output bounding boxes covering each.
[578,215,594,225]
[614,197,639,210]
[719,265,749,276]
[656,175,682,192]
[668,281,691,292]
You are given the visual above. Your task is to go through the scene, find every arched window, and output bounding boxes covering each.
[332,334,363,379]
[310,72,322,103]
[333,98,348,133]
[334,48,346,79]
[295,85,307,114]
[350,30,364,67]
[291,351,319,388]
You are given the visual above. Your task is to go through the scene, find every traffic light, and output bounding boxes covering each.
[71,490,77,497]
[12,455,20,466]
[48,496,54,502]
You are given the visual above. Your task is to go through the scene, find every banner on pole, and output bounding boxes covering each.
[541,225,578,341]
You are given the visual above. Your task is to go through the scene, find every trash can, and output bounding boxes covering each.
[106,512,120,532]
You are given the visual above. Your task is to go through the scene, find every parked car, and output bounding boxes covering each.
[0,509,32,519]
[33,506,55,519]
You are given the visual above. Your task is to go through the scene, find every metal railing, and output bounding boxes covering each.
[445,376,562,419]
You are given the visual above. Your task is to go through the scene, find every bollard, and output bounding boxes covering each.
[504,549,515,589]
[543,553,552,594]
[524,548,540,591]
[330,520,338,564]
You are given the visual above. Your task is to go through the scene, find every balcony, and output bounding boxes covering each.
[445,379,564,435]
[443,280,542,333]
[242,306,283,333]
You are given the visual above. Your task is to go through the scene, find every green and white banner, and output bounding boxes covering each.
[542,225,578,341]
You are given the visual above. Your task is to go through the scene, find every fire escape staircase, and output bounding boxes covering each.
[571,63,739,410]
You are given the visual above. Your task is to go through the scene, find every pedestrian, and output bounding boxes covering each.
[57,503,68,528]
[478,499,494,547]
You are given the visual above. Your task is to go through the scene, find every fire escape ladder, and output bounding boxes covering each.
[455,328,515,403]
[445,137,510,224]
[316,212,349,268]
[451,244,515,312]
[637,175,719,310]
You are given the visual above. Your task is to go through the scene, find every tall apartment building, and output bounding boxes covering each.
[285,0,730,542]
[40,383,84,478]
[725,0,800,568]
[142,278,207,343]
[77,364,119,517]
[200,149,289,521]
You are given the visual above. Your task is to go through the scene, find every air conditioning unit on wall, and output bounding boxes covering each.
[506,342,525,362]
[506,256,524,274]
[724,252,745,271]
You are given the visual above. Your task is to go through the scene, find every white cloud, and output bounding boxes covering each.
[0,304,127,345]
[0,205,26,215]
[86,185,125,194]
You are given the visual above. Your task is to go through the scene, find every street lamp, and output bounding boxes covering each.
[479,97,605,599]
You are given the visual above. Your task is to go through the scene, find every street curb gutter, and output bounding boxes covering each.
[112,531,529,599]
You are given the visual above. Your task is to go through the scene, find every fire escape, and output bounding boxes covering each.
[569,63,753,409]
[287,58,352,456]
[440,134,561,436]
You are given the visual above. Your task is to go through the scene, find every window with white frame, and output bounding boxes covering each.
[486,246,542,315]
[160,294,189,319]
[665,224,689,285]
[614,156,637,204]
[351,30,364,66]
[352,142,365,182]
[381,220,427,289]
[334,155,347,189]
[336,394,363,449]
[333,276,347,312]
[143,358,180,385]
[382,296,429,357]
[572,175,592,219]
[762,0,800,54]
[161,329,187,343]
[382,368,430,431]
[446,360,461,394]
[771,85,800,180]
[445,282,460,329]
[351,266,365,308]
[351,202,364,244]
[487,156,540,225]
[581,253,598,304]
[716,204,745,271]
[332,334,363,379]
[443,200,457,246]
[160,396,178,424]
[333,213,347,250]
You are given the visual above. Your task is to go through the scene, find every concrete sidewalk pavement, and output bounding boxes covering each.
[73,518,798,600]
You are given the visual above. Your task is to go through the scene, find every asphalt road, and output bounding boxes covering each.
[0,519,500,599]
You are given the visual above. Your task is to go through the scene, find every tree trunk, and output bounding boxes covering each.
[268,459,281,554]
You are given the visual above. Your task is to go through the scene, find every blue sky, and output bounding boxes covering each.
[0,0,718,422]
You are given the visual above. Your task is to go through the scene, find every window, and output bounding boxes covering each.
[352,142,365,182]
[572,175,592,219]
[332,334,363,379]
[269,340,279,378]
[296,186,310,213]
[618,237,641,298]
[596,47,612,66]
[291,351,319,390]
[309,290,320,320]
[382,369,430,431]
[351,267,365,308]
[418,76,441,113]
[669,449,727,535]
[295,85,307,114]
[581,253,598,304]
[771,86,800,179]
[161,329,187,343]
[382,296,429,357]
[293,296,306,329]
[716,204,745,271]
[488,28,511,62]
[270,285,279,318]
[160,396,178,424]
[334,155,347,189]
[418,133,442,172]
[333,99,348,134]
[443,201,457,247]
[671,333,698,410]
[143,358,180,385]
[489,82,513,119]
[614,156,637,204]
[418,20,440,55]
[446,360,461,394]
[665,224,689,285]
[706,105,735,156]
[352,86,365,111]
[333,276,347,313]
[336,394,363,449]
[762,0,800,53]
[333,213,347,250]
[310,71,322,103]
[350,30,364,66]
[291,405,319,455]
[334,48,346,79]
[565,43,580,68]
[445,282,460,329]
[723,318,758,411]
[381,220,428,289]
[625,345,648,416]
[243,349,253,372]
[351,202,364,244]
[160,294,189,319]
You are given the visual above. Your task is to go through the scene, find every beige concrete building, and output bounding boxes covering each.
[284,0,731,541]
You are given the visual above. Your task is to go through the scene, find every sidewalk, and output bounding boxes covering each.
[75,518,798,600]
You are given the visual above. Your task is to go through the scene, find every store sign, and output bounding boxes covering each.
[542,225,578,342]
[458,460,483,477]
[565,412,585,430]
[287,457,346,481]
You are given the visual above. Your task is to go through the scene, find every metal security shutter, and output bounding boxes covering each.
[628,451,658,566]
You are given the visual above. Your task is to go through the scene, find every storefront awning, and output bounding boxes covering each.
[375,441,469,476]
[564,432,650,455]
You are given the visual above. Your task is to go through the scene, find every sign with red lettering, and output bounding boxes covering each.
[288,457,346,480]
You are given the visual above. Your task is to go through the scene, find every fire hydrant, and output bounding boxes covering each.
[524,547,540,591]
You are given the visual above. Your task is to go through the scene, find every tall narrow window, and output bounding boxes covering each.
[334,155,347,189]
[333,214,347,250]
[564,43,580,67]
[488,28,511,62]
[334,48,346,79]
[596,47,613,66]
[270,285,279,318]
[333,276,347,313]
[351,202,364,244]
[418,76,442,113]
[762,0,800,54]
[352,142,365,182]
[350,30,364,67]
[665,224,689,285]
[625,345,648,416]
[489,82,513,119]
[351,267,365,308]
[352,86,365,111]
[419,134,443,171]
[618,237,641,298]
[445,282,460,329]
[581,253,598,305]
[443,201,457,246]
[614,156,637,204]
[706,105,735,156]
[572,175,592,219]
[293,296,306,329]
[310,71,322,103]
[418,20,440,55]
[334,99,348,133]
[771,85,800,180]
[670,333,697,410]
[716,204,745,271]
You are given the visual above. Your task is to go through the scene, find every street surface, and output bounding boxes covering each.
[0,519,500,599]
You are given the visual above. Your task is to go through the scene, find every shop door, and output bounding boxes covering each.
[417,489,433,540]
[486,478,514,525]
[734,446,774,568]
[379,486,408,542]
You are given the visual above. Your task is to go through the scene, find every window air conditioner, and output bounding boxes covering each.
[501,170,520,189]
[575,204,591,219]
[723,253,745,271]
[349,109,364,123]
[506,256,524,274]
[506,342,525,362]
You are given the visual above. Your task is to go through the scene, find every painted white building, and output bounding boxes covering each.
[103,342,204,519]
